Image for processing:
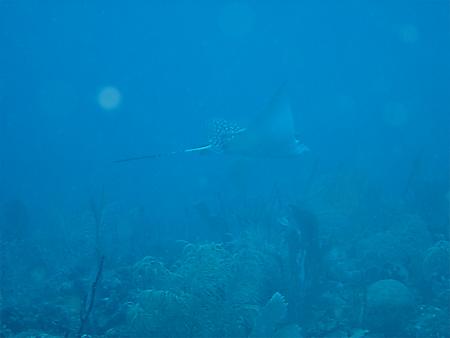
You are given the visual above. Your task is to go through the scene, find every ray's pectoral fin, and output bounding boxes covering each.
[251,83,296,142]
[224,84,306,156]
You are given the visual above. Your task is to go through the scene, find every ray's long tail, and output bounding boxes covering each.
[114,145,212,163]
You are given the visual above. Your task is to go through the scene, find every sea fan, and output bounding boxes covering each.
[258,292,287,326]
[250,292,301,338]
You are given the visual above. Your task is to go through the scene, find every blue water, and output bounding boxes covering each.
[1,1,449,337]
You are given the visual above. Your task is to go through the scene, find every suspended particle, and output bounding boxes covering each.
[98,86,122,110]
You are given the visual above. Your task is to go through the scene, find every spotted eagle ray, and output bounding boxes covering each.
[115,85,309,163]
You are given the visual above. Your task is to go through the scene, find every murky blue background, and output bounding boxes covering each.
[0,1,449,336]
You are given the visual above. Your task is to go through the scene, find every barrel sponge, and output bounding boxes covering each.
[365,279,415,332]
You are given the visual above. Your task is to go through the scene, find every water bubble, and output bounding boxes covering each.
[98,86,122,110]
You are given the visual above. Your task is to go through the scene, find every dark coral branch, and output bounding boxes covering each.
[78,255,105,337]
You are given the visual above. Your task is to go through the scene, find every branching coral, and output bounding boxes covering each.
[132,256,178,291]
[128,243,237,337]
[175,243,232,301]
[127,289,195,338]
[125,240,294,338]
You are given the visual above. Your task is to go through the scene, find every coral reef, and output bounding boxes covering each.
[406,305,450,338]
[1,186,449,338]
[357,214,432,284]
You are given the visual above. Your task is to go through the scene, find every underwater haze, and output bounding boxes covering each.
[1,1,449,337]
